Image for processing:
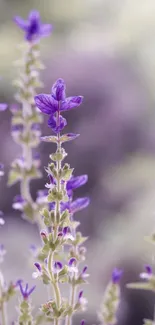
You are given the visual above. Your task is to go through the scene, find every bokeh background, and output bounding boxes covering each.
[1,0,155,323]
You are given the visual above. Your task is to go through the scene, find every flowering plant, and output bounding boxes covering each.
[0,9,123,325]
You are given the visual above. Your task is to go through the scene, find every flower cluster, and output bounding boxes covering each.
[31,78,90,324]
[14,10,52,42]
[8,10,52,225]
[35,78,83,133]
[0,9,125,325]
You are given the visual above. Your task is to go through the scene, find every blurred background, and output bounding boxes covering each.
[1,0,155,323]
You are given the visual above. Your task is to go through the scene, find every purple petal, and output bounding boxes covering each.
[11,124,23,132]
[82,266,88,274]
[34,262,41,272]
[112,268,123,284]
[67,175,88,191]
[13,195,25,204]
[70,197,90,214]
[14,16,28,30]
[37,189,48,198]
[18,281,24,297]
[63,226,70,235]
[60,201,70,212]
[145,265,152,274]
[80,320,85,325]
[40,24,52,37]
[48,174,56,185]
[0,103,7,111]
[52,79,66,101]
[54,261,63,270]
[61,96,83,111]
[49,202,55,211]
[34,94,58,114]
[48,114,67,133]
[27,285,36,296]
[28,10,40,21]
[69,257,77,266]
[78,290,83,299]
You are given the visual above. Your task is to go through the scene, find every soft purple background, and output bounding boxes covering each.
[0,0,155,323]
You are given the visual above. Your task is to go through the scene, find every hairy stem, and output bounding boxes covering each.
[0,275,7,325]
[66,284,76,325]
[48,251,61,309]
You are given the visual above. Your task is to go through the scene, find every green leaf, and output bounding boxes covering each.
[7,169,21,186]
[41,136,58,143]
[126,282,153,291]
[60,133,80,143]
[144,234,155,245]
[143,319,154,325]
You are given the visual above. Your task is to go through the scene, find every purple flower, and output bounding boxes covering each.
[145,265,152,274]
[0,212,5,226]
[140,265,153,280]
[53,261,63,273]
[112,268,123,284]
[33,262,42,279]
[10,104,20,113]
[78,291,88,310]
[80,320,85,325]
[49,197,90,215]
[52,78,66,101]
[34,78,83,133]
[68,257,78,273]
[35,79,83,114]
[0,163,4,176]
[79,266,89,279]
[48,114,67,133]
[11,124,24,133]
[12,195,26,211]
[17,280,36,300]
[36,189,48,204]
[67,175,88,198]
[14,10,52,42]
[69,197,90,214]
[67,175,88,191]
[0,103,7,111]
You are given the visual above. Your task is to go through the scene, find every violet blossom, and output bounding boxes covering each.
[14,10,52,42]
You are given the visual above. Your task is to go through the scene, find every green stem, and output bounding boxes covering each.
[48,251,61,309]
[0,275,7,325]
[65,284,76,325]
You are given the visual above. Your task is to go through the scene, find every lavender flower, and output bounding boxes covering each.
[0,103,7,111]
[67,175,88,197]
[17,280,36,300]
[140,265,153,280]
[80,320,85,325]
[0,163,4,176]
[112,268,123,284]
[14,10,52,42]
[32,262,42,279]
[12,195,26,211]
[0,213,5,226]
[78,291,88,311]
[34,78,83,133]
